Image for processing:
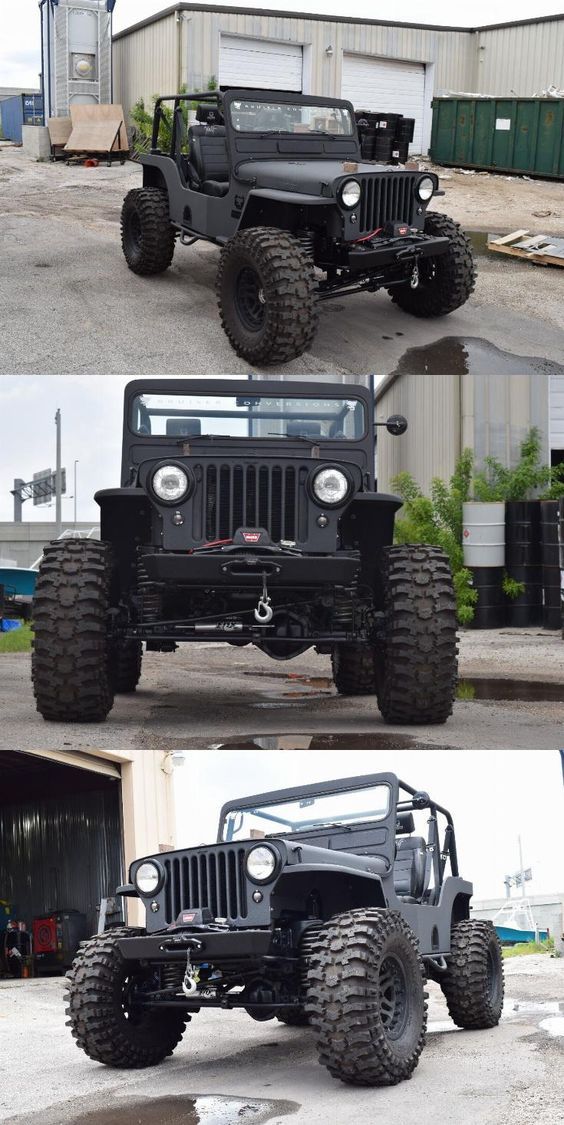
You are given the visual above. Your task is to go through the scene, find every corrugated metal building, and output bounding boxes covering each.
[112,7,564,154]
[374,361,563,494]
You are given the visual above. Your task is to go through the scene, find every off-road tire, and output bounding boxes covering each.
[121,187,177,275]
[376,545,457,724]
[110,638,143,694]
[389,212,476,317]
[32,540,114,722]
[440,921,504,1029]
[331,643,378,695]
[306,908,427,1086]
[276,1008,310,1027]
[216,227,318,364]
[64,927,188,1067]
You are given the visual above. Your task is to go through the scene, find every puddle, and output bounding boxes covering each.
[390,336,564,378]
[457,678,564,702]
[210,732,416,750]
[68,1094,297,1125]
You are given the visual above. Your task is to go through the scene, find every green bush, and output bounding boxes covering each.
[130,76,218,158]
[392,449,478,625]
[473,428,550,501]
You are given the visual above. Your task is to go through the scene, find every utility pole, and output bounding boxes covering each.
[55,408,62,537]
[73,460,79,526]
[518,835,525,898]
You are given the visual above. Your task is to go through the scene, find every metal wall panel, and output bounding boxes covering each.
[0,787,123,934]
[113,12,179,111]
[476,20,564,98]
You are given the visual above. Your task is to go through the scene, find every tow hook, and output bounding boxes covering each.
[410,263,419,289]
[254,572,273,624]
[182,950,199,997]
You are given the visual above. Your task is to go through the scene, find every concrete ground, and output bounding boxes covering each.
[0,146,564,376]
[0,954,562,1125]
[0,628,562,752]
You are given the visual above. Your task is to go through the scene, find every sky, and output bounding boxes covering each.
[2,0,564,89]
[173,748,564,900]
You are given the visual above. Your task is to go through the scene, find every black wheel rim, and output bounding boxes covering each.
[127,210,142,254]
[486,944,500,1003]
[235,267,266,332]
[379,954,409,1040]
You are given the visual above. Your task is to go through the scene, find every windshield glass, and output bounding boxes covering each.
[229,99,354,136]
[222,783,390,841]
[131,392,366,440]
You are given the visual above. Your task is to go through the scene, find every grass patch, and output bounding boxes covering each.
[502,937,553,958]
[0,622,33,653]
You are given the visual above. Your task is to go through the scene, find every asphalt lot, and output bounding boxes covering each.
[0,954,562,1125]
[1,147,564,376]
[1,629,562,752]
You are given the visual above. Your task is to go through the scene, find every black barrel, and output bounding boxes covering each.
[504,501,542,626]
[360,128,376,160]
[375,112,401,135]
[390,140,410,165]
[559,498,564,637]
[469,566,507,628]
[395,118,415,143]
[373,135,394,163]
[540,500,560,629]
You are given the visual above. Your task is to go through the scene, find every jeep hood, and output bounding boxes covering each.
[236,158,399,198]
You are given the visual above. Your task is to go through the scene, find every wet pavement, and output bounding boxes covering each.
[63,1094,297,1125]
[386,334,564,378]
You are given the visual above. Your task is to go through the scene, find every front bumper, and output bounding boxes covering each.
[344,233,450,274]
[140,549,360,588]
[118,929,273,962]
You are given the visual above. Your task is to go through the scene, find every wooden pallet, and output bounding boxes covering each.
[489,229,564,268]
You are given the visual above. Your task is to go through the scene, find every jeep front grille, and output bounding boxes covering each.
[358,174,417,235]
[195,462,306,543]
[164,848,249,923]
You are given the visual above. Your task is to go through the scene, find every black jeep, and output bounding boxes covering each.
[121,89,475,364]
[65,771,504,1086]
[31,378,458,725]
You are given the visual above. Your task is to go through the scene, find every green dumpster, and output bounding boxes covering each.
[430,97,564,180]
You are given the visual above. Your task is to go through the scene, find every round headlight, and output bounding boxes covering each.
[417,176,434,202]
[246,845,278,884]
[340,178,361,209]
[135,861,162,896]
[311,467,350,507]
[152,464,190,504]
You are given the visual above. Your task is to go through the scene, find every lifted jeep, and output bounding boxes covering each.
[31,378,458,724]
[65,771,504,1086]
[121,89,476,365]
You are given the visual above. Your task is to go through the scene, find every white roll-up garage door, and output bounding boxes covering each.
[220,35,303,92]
[549,374,564,452]
[341,54,426,153]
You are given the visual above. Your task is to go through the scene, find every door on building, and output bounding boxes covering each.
[219,35,303,92]
[550,374,564,465]
[341,53,426,153]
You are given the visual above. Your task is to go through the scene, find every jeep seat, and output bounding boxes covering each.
[187,123,229,197]
[393,836,426,902]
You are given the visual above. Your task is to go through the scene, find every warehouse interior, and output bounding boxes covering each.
[0,750,125,979]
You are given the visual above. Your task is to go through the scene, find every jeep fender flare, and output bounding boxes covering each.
[271,865,388,918]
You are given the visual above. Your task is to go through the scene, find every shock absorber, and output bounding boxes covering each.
[137,553,162,623]
[161,963,185,993]
[296,229,316,259]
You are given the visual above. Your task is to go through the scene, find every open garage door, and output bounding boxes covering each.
[342,54,426,153]
[220,35,303,92]
[0,751,123,973]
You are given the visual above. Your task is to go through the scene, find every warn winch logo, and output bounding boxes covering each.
[242,532,262,543]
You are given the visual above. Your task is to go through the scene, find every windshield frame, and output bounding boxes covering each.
[128,390,369,443]
[220,778,394,842]
[227,96,355,138]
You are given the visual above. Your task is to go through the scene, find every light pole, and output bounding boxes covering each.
[73,460,79,526]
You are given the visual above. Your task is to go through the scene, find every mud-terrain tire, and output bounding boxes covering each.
[376,545,457,724]
[331,643,378,695]
[32,540,114,722]
[64,927,188,1067]
[440,921,504,1029]
[389,212,476,317]
[276,1008,310,1027]
[216,227,318,364]
[121,188,177,275]
[306,908,427,1086]
[111,638,143,694]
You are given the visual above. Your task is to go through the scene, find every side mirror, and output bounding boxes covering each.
[386,414,408,436]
